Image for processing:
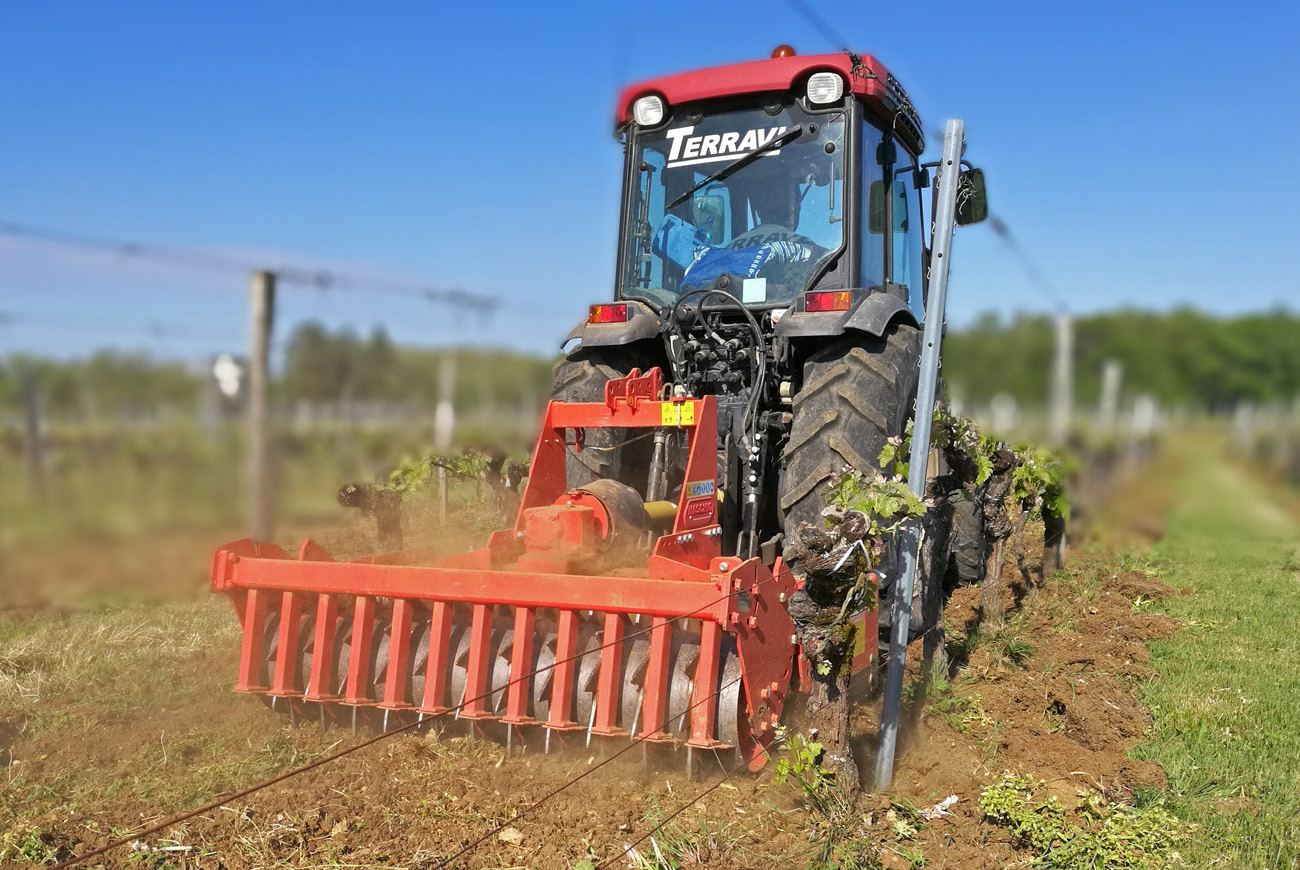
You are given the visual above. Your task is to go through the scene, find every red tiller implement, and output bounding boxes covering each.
[210,369,875,769]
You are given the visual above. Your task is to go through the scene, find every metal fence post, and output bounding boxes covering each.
[875,119,964,790]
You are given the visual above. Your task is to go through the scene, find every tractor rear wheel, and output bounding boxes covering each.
[551,344,658,491]
[779,322,923,545]
[779,322,936,636]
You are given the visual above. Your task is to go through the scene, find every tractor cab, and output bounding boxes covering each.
[614,49,934,321]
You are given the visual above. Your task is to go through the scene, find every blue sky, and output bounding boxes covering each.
[0,1,1296,360]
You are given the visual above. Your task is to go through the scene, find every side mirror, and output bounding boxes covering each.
[955,168,988,226]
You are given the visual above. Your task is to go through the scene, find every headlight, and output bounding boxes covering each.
[632,95,665,126]
[806,72,844,105]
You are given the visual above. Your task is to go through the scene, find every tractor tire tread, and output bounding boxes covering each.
[779,322,922,544]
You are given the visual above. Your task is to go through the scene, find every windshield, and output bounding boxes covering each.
[619,101,846,307]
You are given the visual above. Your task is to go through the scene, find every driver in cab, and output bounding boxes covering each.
[651,175,823,294]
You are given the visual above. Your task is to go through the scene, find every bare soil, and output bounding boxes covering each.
[2,498,1183,869]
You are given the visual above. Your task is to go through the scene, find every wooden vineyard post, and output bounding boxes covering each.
[248,270,276,541]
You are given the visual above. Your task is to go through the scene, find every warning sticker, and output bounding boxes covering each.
[660,400,697,426]
[685,480,716,499]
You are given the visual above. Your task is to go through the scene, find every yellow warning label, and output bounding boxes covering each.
[660,401,697,427]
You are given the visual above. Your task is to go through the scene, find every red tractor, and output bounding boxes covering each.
[210,47,987,774]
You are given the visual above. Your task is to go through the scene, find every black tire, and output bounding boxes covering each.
[551,344,658,491]
[779,322,923,542]
[778,322,927,637]
[947,490,988,585]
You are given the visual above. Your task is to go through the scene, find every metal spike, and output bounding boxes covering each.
[382,709,390,733]
[545,727,552,754]
[686,745,695,780]
[585,695,598,747]
[675,679,695,734]
[630,687,644,741]
[351,705,358,735]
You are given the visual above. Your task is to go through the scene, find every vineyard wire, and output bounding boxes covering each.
[596,753,756,870]
[435,642,798,868]
[51,561,800,868]
[0,217,498,315]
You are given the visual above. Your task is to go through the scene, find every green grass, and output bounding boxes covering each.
[1134,441,1300,868]
[979,774,1189,869]
[0,599,237,718]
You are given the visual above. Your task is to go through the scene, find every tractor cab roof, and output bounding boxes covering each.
[615,50,924,155]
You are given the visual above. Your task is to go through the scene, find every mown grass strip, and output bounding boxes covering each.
[1136,439,1300,869]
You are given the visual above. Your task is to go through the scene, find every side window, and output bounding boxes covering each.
[909,187,926,319]
[632,148,668,292]
[890,154,925,320]
[864,134,926,316]
[790,137,842,249]
[860,121,886,287]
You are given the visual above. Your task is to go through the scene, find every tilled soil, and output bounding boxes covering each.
[894,572,1178,795]
[3,530,1181,870]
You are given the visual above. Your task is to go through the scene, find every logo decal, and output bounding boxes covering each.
[685,480,716,499]
[665,125,789,168]
[685,497,715,522]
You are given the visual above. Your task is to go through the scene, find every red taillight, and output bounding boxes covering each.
[805,291,852,313]
[588,304,629,324]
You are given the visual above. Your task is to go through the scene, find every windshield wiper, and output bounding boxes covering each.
[666,125,804,210]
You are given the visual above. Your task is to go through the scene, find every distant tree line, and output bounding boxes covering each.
[944,308,1300,412]
[0,323,557,421]
[3,309,1296,422]
[0,352,200,420]
[280,323,555,412]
